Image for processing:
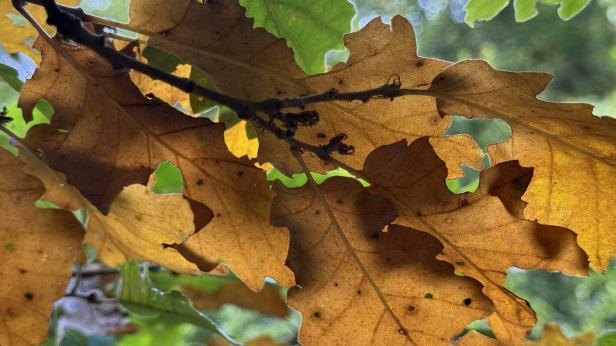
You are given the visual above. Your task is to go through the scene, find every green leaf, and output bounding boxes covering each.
[142,45,182,73]
[557,0,591,20]
[152,161,184,194]
[464,0,510,27]
[238,0,355,74]
[118,262,236,344]
[189,66,218,114]
[0,63,24,92]
[513,0,539,22]
[119,318,195,346]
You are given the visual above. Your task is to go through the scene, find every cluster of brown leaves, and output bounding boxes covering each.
[1,0,615,345]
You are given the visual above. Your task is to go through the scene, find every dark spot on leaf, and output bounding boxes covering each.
[54,68,60,72]
[334,282,339,287]
[357,290,362,295]
[415,61,424,67]
[416,211,422,216]
[19,268,27,274]
[583,125,591,130]
[336,199,343,204]
[371,232,380,240]
[424,293,433,299]
[463,298,472,306]
[338,79,344,85]
[317,132,327,139]
[6,308,15,317]
[460,199,469,207]
[315,210,320,215]
[196,179,204,186]
[216,213,222,217]
[407,305,415,312]
[398,328,407,335]
[455,261,465,266]
[313,311,321,318]
[24,292,34,300]
[438,76,445,81]
[237,171,244,177]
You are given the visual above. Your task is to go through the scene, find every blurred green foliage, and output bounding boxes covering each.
[507,259,616,340]
[464,0,592,25]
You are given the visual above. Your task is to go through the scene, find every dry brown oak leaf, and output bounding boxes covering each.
[271,176,494,346]
[124,0,483,177]
[181,280,288,317]
[0,149,83,346]
[359,138,588,345]
[19,37,294,291]
[18,147,199,275]
[427,61,616,271]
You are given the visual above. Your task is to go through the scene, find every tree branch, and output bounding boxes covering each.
[13,0,431,168]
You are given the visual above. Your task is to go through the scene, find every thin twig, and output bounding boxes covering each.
[13,0,436,164]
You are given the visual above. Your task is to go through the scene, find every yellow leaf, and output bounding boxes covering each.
[224,120,258,159]
[0,0,80,63]
[427,60,616,271]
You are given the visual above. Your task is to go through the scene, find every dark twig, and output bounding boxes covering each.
[13,0,429,166]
